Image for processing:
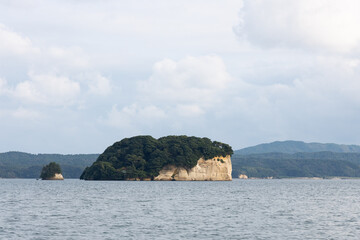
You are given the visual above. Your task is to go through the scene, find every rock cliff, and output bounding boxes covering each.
[45,173,64,180]
[154,155,232,181]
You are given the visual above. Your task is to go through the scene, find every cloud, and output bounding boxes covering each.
[104,104,166,130]
[0,23,39,56]
[102,55,232,132]
[88,74,111,96]
[2,0,360,153]
[229,0,360,146]
[0,77,8,95]
[46,46,89,69]
[11,107,42,120]
[13,72,81,106]
[233,0,360,110]
[237,0,360,53]
[138,55,232,107]
[0,107,42,120]
[175,104,205,117]
[0,23,112,109]
[0,22,90,73]
[126,51,360,147]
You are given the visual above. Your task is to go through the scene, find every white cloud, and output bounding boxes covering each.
[176,104,205,117]
[0,107,42,120]
[233,0,360,112]
[238,0,360,53]
[0,77,8,95]
[0,22,90,73]
[11,107,42,120]
[0,23,39,56]
[138,55,232,107]
[104,104,166,130]
[88,74,111,96]
[3,0,360,152]
[228,1,360,146]
[13,72,81,106]
[46,46,89,69]
[0,23,113,110]
[103,55,232,131]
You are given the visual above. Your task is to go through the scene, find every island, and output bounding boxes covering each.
[80,135,233,181]
[40,162,64,180]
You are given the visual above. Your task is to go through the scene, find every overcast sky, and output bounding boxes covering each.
[1,0,360,153]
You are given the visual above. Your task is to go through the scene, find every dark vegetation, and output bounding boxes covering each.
[232,152,360,178]
[0,152,98,178]
[80,135,233,180]
[236,140,360,155]
[40,162,62,179]
[3,140,360,180]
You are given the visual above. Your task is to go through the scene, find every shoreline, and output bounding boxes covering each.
[235,176,360,180]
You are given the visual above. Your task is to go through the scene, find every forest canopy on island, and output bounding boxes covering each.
[40,162,62,179]
[80,135,233,180]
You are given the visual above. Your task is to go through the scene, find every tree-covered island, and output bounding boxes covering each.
[40,162,64,180]
[80,135,233,180]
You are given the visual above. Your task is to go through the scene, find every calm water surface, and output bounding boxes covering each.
[1,179,360,239]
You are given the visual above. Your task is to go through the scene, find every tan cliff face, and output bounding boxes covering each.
[46,173,64,180]
[154,155,232,181]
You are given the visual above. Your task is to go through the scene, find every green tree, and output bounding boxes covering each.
[40,162,62,179]
[80,135,233,180]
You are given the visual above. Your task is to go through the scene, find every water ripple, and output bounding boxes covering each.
[1,179,360,239]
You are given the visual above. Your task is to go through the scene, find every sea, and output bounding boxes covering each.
[0,179,359,240]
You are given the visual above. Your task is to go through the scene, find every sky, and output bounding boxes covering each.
[1,0,360,154]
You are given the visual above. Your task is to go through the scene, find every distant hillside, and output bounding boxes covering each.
[235,141,360,154]
[0,152,99,178]
[232,152,360,178]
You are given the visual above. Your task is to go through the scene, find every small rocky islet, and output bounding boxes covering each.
[80,135,233,181]
[40,162,64,180]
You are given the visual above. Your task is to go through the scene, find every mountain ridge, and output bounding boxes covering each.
[236,140,360,154]
[3,140,360,179]
[231,151,360,178]
[0,152,98,178]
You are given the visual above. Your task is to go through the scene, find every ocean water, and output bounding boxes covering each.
[1,179,360,240]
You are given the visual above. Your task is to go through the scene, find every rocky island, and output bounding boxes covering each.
[80,135,233,181]
[40,162,64,180]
